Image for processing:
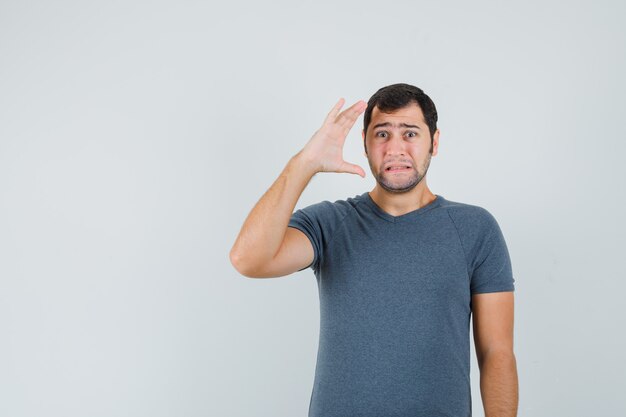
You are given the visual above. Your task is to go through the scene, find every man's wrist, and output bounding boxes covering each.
[290,151,320,177]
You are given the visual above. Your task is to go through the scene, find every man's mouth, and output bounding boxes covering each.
[385,165,412,172]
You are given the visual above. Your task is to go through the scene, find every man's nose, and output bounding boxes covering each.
[385,134,406,156]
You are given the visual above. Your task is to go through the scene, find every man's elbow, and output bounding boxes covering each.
[229,249,253,277]
[229,249,269,278]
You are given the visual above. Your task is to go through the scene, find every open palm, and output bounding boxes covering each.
[300,98,367,178]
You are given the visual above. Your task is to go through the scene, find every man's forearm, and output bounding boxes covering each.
[479,352,519,417]
[229,151,318,273]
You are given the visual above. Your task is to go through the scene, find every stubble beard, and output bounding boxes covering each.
[368,151,432,194]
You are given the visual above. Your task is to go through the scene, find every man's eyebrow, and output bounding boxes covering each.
[372,122,422,130]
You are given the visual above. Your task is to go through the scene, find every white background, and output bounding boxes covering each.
[1,0,625,416]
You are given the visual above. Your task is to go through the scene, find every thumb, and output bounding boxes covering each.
[339,161,366,178]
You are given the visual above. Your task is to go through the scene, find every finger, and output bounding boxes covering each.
[324,98,345,124]
[339,161,366,178]
[337,100,367,128]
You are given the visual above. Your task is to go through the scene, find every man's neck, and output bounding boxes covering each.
[368,185,436,217]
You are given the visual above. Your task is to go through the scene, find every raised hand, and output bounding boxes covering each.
[299,98,367,178]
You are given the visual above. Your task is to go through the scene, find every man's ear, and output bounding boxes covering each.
[432,129,440,156]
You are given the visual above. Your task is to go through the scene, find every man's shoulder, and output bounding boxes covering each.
[438,196,500,233]
[294,192,366,217]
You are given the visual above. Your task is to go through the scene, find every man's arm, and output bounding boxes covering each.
[229,98,367,278]
[229,154,317,277]
[472,291,519,417]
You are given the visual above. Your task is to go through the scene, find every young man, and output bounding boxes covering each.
[230,83,518,417]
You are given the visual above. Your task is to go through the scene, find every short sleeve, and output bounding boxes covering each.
[288,208,322,272]
[469,212,516,294]
[287,200,350,273]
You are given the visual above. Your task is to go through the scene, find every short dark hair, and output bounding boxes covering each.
[363,83,438,153]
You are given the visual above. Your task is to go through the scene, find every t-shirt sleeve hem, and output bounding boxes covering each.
[471,285,515,295]
[287,224,317,272]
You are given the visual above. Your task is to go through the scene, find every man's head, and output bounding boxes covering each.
[361,83,440,194]
[363,83,438,154]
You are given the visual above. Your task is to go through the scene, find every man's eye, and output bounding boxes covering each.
[406,131,417,138]
[376,132,387,138]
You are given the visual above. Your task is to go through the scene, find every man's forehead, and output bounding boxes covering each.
[370,103,426,126]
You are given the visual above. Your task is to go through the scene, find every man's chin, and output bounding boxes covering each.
[378,180,420,194]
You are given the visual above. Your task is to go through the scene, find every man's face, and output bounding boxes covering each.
[362,103,439,194]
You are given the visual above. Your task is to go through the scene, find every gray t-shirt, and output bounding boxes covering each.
[288,192,515,417]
